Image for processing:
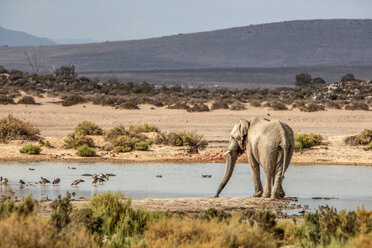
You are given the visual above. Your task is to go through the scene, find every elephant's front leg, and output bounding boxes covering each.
[248,153,263,197]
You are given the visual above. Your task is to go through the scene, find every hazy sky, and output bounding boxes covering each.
[1,0,371,41]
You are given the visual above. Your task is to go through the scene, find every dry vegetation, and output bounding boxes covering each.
[0,67,371,112]
[0,192,371,248]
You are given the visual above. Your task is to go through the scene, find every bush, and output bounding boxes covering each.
[105,125,127,143]
[211,101,228,110]
[112,135,138,152]
[0,115,40,142]
[129,123,159,134]
[345,101,369,110]
[230,102,246,110]
[346,129,372,147]
[249,100,262,107]
[55,65,77,79]
[20,144,42,155]
[17,96,36,105]
[341,73,355,82]
[165,130,208,153]
[0,94,15,104]
[89,192,154,240]
[64,133,95,149]
[119,102,139,110]
[295,133,323,152]
[76,144,96,157]
[75,121,103,136]
[134,142,149,151]
[62,94,86,106]
[50,192,73,230]
[295,72,312,86]
[300,102,325,112]
[187,103,209,112]
[167,102,189,110]
[312,77,326,84]
[267,101,288,110]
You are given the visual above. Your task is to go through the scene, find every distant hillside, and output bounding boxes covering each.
[0,26,55,47]
[1,19,372,72]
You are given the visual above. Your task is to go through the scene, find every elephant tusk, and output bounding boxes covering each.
[224,151,230,156]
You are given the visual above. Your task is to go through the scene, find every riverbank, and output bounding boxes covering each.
[36,196,299,219]
[1,98,372,165]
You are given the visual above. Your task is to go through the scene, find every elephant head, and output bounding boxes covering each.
[215,119,249,197]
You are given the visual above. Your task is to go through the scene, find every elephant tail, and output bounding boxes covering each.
[279,123,290,180]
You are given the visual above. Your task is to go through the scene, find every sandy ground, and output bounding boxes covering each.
[0,95,371,165]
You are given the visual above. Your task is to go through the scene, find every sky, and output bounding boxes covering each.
[0,0,371,42]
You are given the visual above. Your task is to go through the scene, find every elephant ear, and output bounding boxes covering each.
[231,119,249,150]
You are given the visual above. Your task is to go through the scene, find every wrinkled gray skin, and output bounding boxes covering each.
[215,117,294,199]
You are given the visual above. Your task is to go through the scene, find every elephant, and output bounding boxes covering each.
[215,117,294,199]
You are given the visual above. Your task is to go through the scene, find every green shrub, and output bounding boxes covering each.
[19,144,41,155]
[134,142,149,151]
[0,195,37,219]
[75,121,103,135]
[355,129,372,145]
[105,125,127,142]
[165,130,208,153]
[50,192,73,230]
[129,123,159,134]
[76,144,96,157]
[0,115,40,142]
[64,132,95,149]
[295,133,323,152]
[89,192,155,241]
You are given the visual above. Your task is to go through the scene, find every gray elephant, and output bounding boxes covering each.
[215,117,294,199]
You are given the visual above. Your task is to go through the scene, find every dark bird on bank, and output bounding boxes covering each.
[53,178,60,185]
[71,179,84,186]
[39,177,50,184]
[19,179,26,185]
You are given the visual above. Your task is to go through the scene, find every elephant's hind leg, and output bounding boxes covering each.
[248,153,263,197]
[271,151,284,199]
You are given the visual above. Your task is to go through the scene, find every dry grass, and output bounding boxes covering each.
[0,115,40,142]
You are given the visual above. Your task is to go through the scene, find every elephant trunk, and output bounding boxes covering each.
[214,140,239,197]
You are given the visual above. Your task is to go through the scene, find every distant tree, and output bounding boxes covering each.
[312,77,326,84]
[55,65,77,79]
[341,73,355,82]
[24,47,43,73]
[295,73,312,86]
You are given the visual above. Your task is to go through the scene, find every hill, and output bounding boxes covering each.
[1,19,372,86]
[0,26,55,47]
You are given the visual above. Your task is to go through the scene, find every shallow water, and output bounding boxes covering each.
[0,162,371,211]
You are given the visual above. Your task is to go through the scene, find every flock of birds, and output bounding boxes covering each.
[1,170,213,188]
[0,173,116,187]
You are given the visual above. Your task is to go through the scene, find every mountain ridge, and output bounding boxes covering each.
[1,19,372,72]
[0,26,55,47]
